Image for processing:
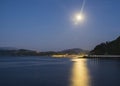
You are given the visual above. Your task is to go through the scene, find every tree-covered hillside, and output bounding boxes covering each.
[90,36,120,55]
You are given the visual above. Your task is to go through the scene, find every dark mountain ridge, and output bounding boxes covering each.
[0,48,88,56]
[90,36,120,55]
[0,47,18,50]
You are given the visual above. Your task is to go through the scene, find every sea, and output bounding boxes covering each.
[0,56,120,86]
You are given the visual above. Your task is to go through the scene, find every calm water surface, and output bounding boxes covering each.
[0,56,120,86]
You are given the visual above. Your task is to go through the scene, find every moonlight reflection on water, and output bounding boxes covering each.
[70,59,90,86]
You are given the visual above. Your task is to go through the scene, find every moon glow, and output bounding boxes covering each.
[73,13,84,24]
[72,0,86,25]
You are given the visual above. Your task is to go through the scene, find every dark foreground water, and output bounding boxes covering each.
[0,56,120,86]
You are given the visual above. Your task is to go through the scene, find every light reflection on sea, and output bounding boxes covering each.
[70,59,90,86]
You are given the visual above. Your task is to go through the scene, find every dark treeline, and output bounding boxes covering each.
[0,48,88,56]
[90,36,120,55]
[0,49,57,56]
[1,36,119,56]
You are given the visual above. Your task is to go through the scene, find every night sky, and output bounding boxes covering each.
[0,0,120,51]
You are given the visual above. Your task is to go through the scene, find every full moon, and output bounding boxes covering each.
[73,13,84,25]
[75,14,84,21]
[72,0,86,25]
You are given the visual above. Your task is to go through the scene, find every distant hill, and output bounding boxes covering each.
[0,49,38,56]
[0,48,89,56]
[59,48,89,55]
[90,36,120,55]
[0,47,17,50]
